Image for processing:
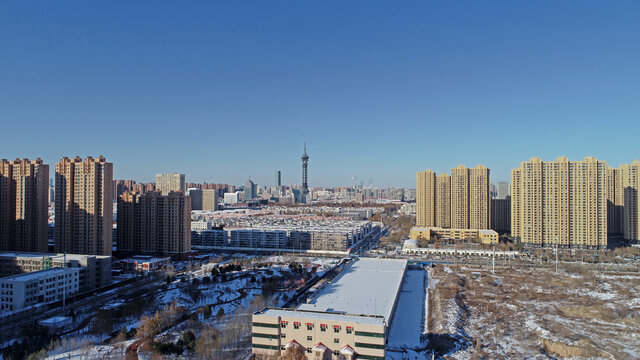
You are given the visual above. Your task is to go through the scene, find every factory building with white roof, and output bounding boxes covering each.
[252,257,408,360]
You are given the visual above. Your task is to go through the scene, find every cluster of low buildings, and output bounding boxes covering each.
[191,215,374,253]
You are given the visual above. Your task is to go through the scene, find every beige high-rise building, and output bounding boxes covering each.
[55,156,113,256]
[469,165,491,229]
[416,165,490,230]
[511,156,608,248]
[155,173,185,195]
[416,170,436,227]
[613,161,640,241]
[0,159,49,252]
[450,165,470,229]
[202,189,219,211]
[435,173,451,228]
[117,191,191,255]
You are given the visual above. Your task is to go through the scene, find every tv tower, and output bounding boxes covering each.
[301,140,309,201]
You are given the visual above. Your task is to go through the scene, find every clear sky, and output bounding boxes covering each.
[1,2,639,188]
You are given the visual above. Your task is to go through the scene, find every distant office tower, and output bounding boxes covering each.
[416,165,490,230]
[511,156,607,248]
[155,173,185,195]
[275,171,281,187]
[497,181,510,199]
[0,159,49,252]
[491,198,511,233]
[55,156,113,255]
[301,141,309,202]
[202,189,219,211]
[117,191,191,255]
[490,183,497,198]
[244,179,256,201]
[609,161,640,241]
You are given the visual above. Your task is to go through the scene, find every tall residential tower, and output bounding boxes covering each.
[55,156,113,256]
[0,158,49,252]
[511,156,608,248]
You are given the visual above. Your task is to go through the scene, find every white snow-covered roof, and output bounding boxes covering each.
[403,239,419,249]
[259,308,385,326]
[297,257,407,322]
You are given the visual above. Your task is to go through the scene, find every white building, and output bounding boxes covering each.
[0,267,80,313]
[224,192,239,205]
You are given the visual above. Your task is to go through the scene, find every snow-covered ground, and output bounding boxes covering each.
[387,270,426,349]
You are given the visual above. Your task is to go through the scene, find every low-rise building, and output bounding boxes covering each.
[252,258,407,360]
[229,230,287,249]
[0,252,111,292]
[0,267,80,313]
[410,227,498,244]
[191,230,228,247]
[118,256,171,273]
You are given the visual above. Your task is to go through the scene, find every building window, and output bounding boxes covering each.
[306,348,312,353]
[281,333,286,338]
[306,324,313,331]
[307,336,312,341]
[346,327,353,334]
[334,338,339,344]
[294,323,300,329]
[320,324,327,332]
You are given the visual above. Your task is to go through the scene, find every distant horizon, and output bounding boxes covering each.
[4,152,638,190]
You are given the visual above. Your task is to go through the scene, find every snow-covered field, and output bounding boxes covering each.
[427,265,640,359]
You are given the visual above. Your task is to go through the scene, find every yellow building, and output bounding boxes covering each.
[409,227,498,244]
[511,156,608,248]
[416,165,490,230]
[612,161,640,241]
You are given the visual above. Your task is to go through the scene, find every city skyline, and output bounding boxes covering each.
[2,2,640,187]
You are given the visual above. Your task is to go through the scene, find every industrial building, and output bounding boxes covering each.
[0,267,80,313]
[0,252,111,292]
[252,258,408,360]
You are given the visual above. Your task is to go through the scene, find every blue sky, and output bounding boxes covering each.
[1,1,639,188]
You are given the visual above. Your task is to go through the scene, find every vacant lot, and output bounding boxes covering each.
[428,265,640,359]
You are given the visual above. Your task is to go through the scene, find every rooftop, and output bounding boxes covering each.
[0,252,110,260]
[0,267,78,282]
[256,308,385,326]
[297,257,407,322]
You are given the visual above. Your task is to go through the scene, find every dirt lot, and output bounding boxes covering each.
[427,264,640,359]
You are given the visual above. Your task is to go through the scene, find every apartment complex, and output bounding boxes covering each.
[0,159,49,252]
[416,165,491,230]
[117,191,191,255]
[511,156,608,248]
[155,173,185,195]
[607,161,640,241]
[189,188,219,211]
[0,252,111,292]
[252,258,407,360]
[0,267,80,313]
[491,198,511,233]
[55,156,113,256]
